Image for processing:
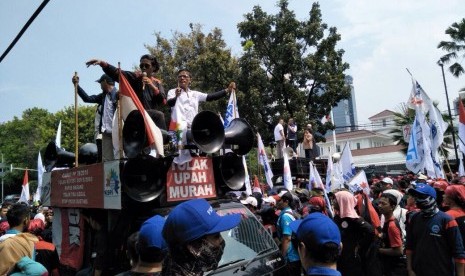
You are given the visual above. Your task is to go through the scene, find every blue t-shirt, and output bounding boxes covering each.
[277,207,300,262]
[307,266,341,276]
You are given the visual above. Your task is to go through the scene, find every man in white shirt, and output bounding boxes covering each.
[274,119,285,159]
[167,69,235,128]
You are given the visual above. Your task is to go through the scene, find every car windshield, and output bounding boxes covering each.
[214,205,278,268]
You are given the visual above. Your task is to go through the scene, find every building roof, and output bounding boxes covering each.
[351,144,404,157]
[324,129,389,142]
[368,109,395,120]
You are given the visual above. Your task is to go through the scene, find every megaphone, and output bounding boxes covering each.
[44,141,76,172]
[120,155,167,202]
[218,153,245,190]
[122,110,147,158]
[44,141,99,172]
[190,111,225,153]
[224,118,255,155]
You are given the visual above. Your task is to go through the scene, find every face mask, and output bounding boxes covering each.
[188,236,226,272]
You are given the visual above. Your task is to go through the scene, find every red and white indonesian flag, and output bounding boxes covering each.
[114,70,164,157]
[321,114,331,124]
[18,170,30,203]
[459,99,465,155]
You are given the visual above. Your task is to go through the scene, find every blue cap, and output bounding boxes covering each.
[162,199,241,246]
[408,183,436,199]
[139,215,167,250]
[290,212,341,248]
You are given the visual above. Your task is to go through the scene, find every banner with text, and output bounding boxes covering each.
[51,161,121,209]
[166,157,216,202]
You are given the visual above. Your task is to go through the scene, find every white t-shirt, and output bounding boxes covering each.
[167,88,208,127]
[274,123,284,141]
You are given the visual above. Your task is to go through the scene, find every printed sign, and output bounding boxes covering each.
[166,157,216,202]
[50,161,121,209]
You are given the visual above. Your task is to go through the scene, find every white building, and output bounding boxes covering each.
[315,109,406,168]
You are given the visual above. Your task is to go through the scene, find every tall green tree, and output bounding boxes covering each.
[147,23,240,118]
[0,105,95,195]
[438,18,465,78]
[237,0,350,143]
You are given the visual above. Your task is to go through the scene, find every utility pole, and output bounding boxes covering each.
[438,60,459,162]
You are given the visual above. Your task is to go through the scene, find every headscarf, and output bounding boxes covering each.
[335,191,359,219]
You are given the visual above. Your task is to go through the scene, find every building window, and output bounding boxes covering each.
[382,119,387,127]
[356,143,361,150]
[336,145,341,152]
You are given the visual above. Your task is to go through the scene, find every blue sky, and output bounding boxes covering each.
[1,0,464,126]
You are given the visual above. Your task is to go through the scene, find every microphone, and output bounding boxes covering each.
[142,72,147,90]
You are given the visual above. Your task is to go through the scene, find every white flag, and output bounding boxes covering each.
[459,157,465,177]
[55,120,62,148]
[18,170,30,203]
[283,150,293,191]
[325,148,333,191]
[224,91,238,128]
[348,170,370,196]
[257,133,274,188]
[243,156,252,195]
[340,141,355,182]
[33,152,45,202]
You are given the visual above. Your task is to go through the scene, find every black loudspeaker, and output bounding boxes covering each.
[122,110,147,158]
[44,141,76,172]
[120,155,168,202]
[218,152,246,190]
[44,141,98,172]
[190,111,225,153]
[224,118,255,156]
[79,143,98,165]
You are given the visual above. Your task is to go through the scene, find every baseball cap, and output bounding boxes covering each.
[433,180,449,191]
[95,74,114,84]
[262,196,277,205]
[240,196,258,207]
[162,199,241,246]
[380,177,393,185]
[408,183,436,199]
[290,212,341,248]
[417,173,428,180]
[139,215,167,250]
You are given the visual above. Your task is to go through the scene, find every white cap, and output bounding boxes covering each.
[262,196,277,205]
[381,177,393,185]
[240,196,258,207]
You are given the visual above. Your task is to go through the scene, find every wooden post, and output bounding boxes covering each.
[74,71,79,167]
[118,62,123,159]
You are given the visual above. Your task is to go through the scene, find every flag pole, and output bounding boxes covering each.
[74,71,79,167]
[330,108,337,152]
[117,62,123,159]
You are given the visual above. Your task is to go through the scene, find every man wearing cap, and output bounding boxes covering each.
[276,191,301,275]
[72,73,118,162]
[406,183,465,276]
[290,212,341,276]
[161,198,241,276]
[118,215,167,275]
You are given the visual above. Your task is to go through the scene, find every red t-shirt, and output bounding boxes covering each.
[385,217,403,248]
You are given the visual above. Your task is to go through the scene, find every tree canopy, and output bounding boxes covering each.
[237,0,350,143]
[438,18,465,78]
